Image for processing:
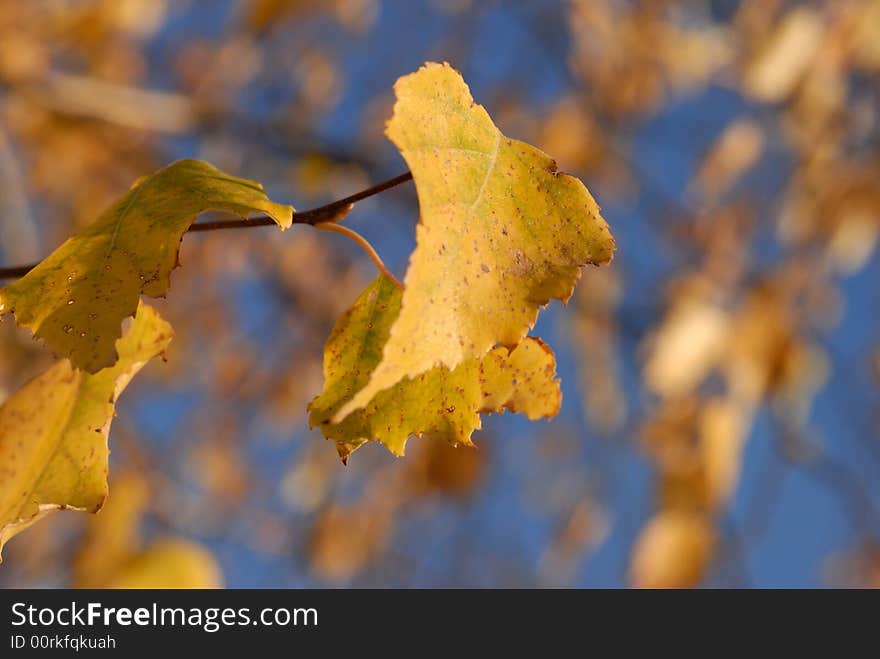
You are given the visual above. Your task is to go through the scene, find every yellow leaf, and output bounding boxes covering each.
[335,62,613,420]
[643,299,729,399]
[693,119,764,200]
[630,510,716,589]
[309,275,561,459]
[479,336,561,420]
[0,159,293,373]
[0,302,172,561]
[826,208,879,274]
[699,398,749,509]
[744,8,823,102]
[101,538,223,589]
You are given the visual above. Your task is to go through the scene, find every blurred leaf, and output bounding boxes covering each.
[630,510,716,589]
[824,546,880,588]
[826,209,879,274]
[101,538,223,589]
[309,275,561,459]
[188,439,250,502]
[404,438,485,499]
[850,1,880,70]
[744,7,823,102]
[539,497,609,586]
[280,447,337,513]
[537,96,605,173]
[0,159,293,373]
[693,119,764,201]
[243,0,376,34]
[699,398,749,509]
[73,471,149,586]
[567,2,730,117]
[335,62,614,420]
[0,302,171,561]
[644,299,729,399]
[308,501,393,584]
[74,470,222,588]
[571,268,625,434]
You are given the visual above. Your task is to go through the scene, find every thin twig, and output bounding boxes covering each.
[0,171,413,280]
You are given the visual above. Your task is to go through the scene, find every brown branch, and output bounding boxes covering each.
[0,171,413,280]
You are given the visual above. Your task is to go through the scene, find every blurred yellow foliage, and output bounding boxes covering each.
[74,472,223,589]
[630,510,716,589]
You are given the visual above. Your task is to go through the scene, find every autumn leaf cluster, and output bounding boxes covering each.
[0,62,613,562]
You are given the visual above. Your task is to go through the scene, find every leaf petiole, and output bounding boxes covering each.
[314,222,403,289]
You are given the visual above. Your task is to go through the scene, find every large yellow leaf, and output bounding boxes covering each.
[309,275,561,460]
[0,302,172,561]
[336,62,614,420]
[0,159,293,373]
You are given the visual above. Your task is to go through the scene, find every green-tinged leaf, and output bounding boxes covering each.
[335,62,614,420]
[0,159,293,373]
[309,275,561,460]
[0,302,172,561]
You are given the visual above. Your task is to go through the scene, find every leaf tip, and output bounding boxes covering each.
[274,204,296,231]
[335,443,351,464]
